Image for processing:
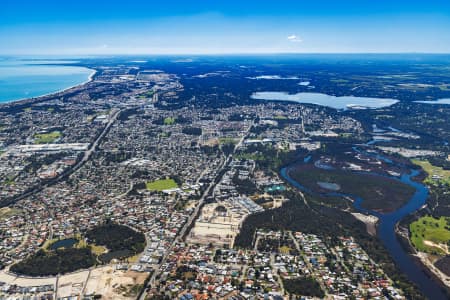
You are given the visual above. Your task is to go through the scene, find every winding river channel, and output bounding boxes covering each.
[280,146,448,300]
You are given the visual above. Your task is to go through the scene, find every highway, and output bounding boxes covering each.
[2,109,122,206]
[140,120,254,299]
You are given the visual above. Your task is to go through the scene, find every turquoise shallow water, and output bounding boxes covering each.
[0,58,93,103]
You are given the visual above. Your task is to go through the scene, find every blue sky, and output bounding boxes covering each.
[1,0,450,55]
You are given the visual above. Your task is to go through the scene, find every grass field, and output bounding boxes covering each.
[412,159,450,185]
[410,216,450,254]
[34,131,61,144]
[163,117,176,125]
[90,244,107,256]
[146,178,178,191]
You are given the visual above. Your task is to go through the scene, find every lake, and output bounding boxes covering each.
[50,238,78,250]
[251,91,399,109]
[0,58,93,103]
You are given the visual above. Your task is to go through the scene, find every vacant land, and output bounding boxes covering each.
[0,207,22,220]
[34,131,61,144]
[283,277,325,298]
[84,266,148,300]
[412,159,450,185]
[410,216,450,255]
[146,178,178,191]
[289,164,415,212]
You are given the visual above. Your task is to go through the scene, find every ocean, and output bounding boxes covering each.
[0,58,93,103]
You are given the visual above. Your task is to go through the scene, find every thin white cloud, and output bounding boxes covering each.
[287,34,302,43]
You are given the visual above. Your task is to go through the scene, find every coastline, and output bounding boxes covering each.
[0,68,96,106]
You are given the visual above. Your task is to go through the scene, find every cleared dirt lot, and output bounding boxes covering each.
[84,266,148,299]
[57,270,90,298]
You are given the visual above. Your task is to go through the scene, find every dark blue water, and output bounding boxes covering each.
[280,156,448,300]
[50,238,78,250]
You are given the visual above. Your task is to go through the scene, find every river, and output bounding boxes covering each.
[280,147,448,300]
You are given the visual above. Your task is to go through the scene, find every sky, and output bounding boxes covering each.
[1,0,450,55]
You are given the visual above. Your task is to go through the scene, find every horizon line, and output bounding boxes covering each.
[2,52,450,57]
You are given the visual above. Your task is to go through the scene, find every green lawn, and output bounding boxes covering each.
[163,117,176,125]
[146,178,179,191]
[410,216,450,254]
[34,131,61,144]
[412,159,450,185]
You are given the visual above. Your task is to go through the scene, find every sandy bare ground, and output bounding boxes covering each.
[0,265,148,299]
[84,266,148,299]
[351,212,378,236]
[423,240,449,255]
[56,270,90,298]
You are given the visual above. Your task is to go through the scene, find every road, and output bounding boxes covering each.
[2,109,122,268]
[289,231,328,296]
[140,155,228,298]
[139,120,254,299]
[68,109,121,174]
[3,109,122,206]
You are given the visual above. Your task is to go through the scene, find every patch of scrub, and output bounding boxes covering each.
[163,117,176,125]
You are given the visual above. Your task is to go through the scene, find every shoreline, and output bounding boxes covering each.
[0,68,96,106]
[280,158,449,299]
